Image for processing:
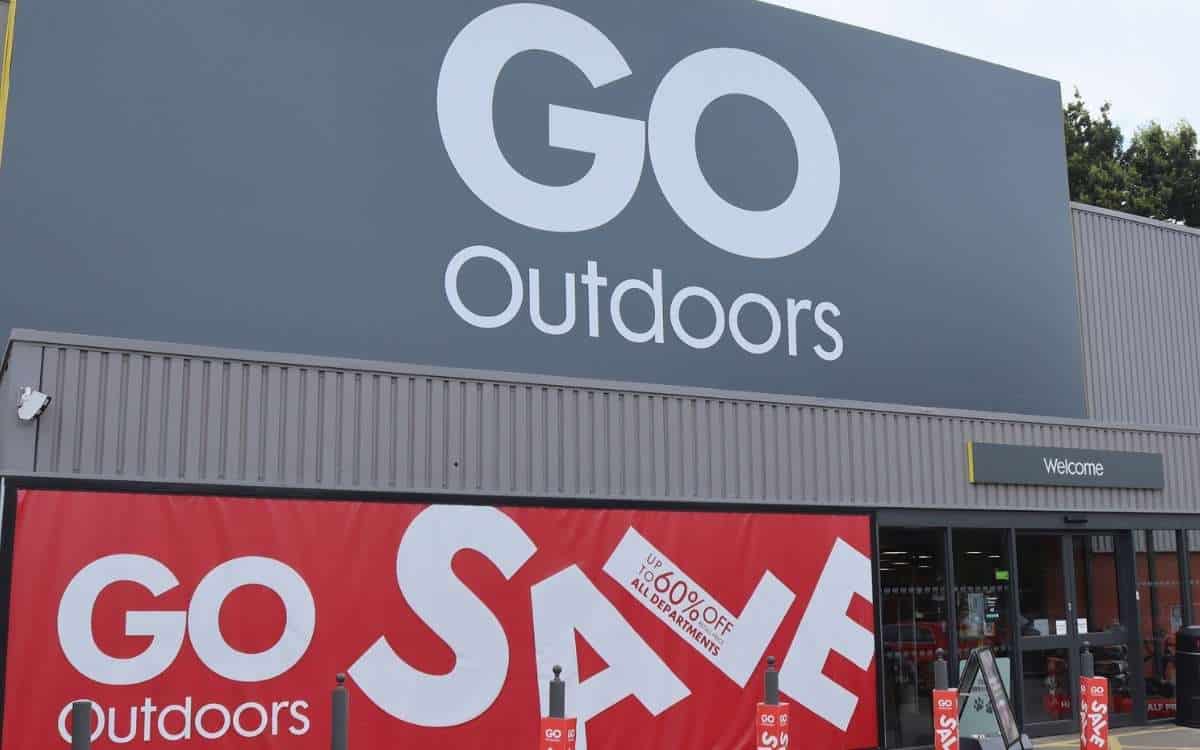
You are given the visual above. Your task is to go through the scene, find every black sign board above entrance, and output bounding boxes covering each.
[968,442,1165,490]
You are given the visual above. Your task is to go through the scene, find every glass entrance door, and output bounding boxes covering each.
[1014,533,1133,736]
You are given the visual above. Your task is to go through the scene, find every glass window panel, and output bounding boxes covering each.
[1074,535,1122,635]
[880,528,947,749]
[954,529,1012,662]
[1022,648,1072,724]
[1075,535,1131,716]
[1137,530,1180,720]
[1017,534,1067,637]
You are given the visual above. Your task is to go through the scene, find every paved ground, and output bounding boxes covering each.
[1037,726,1200,749]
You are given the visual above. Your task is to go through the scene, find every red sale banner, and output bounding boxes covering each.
[1,490,876,750]
[755,703,789,749]
[931,689,958,750]
[540,717,577,750]
[1079,677,1109,750]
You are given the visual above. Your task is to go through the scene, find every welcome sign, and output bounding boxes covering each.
[967,442,1166,490]
[0,0,1083,416]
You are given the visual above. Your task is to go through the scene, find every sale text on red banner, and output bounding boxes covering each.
[2,490,877,750]
[756,703,789,749]
[932,689,959,750]
[1080,677,1109,749]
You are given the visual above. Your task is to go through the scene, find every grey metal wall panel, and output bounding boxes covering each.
[7,330,1200,515]
[1073,204,1200,426]
[0,341,40,471]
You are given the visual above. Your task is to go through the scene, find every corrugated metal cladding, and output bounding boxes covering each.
[5,331,1200,515]
[1072,203,1200,426]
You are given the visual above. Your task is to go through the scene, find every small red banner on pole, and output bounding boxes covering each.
[932,689,959,750]
[1080,676,1109,749]
[540,718,577,750]
[756,703,789,749]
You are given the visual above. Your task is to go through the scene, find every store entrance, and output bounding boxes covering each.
[1015,533,1136,737]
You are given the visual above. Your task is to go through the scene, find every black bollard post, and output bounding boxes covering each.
[934,648,949,691]
[764,656,780,706]
[331,673,348,750]
[1081,642,1095,679]
[549,665,566,719]
[70,700,92,750]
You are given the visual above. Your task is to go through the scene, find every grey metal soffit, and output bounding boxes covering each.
[7,332,1200,515]
[1072,203,1200,427]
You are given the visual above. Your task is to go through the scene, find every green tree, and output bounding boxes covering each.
[1064,91,1134,212]
[1064,91,1200,226]
[1124,121,1200,226]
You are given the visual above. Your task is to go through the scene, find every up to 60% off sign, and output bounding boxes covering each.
[634,556,734,648]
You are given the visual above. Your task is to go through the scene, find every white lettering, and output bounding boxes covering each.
[581,261,609,338]
[670,286,726,350]
[814,301,843,361]
[57,555,186,686]
[449,252,843,359]
[1042,457,1105,477]
[786,299,813,357]
[445,245,524,329]
[58,700,105,744]
[437,3,644,233]
[438,5,839,259]
[778,539,874,730]
[194,703,231,741]
[187,557,315,683]
[349,505,537,727]
[233,702,270,738]
[531,565,690,750]
[729,293,782,355]
[648,47,839,259]
[529,269,577,335]
[288,701,310,736]
[610,269,665,344]
[157,698,192,741]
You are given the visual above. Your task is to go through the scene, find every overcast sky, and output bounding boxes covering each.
[762,0,1199,137]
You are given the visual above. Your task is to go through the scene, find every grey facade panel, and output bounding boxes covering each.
[6,330,1200,514]
[0,0,1086,418]
[1073,204,1200,426]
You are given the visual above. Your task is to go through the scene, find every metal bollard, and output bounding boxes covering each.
[1081,642,1095,679]
[542,666,576,749]
[934,648,949,691]
[70,700,92,750]
[549,665,566,720]
[757,656,788,748]
[930,649,960,749]
[764,655,780,706]
[331,673,348,750]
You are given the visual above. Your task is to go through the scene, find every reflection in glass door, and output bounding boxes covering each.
[953,530,1014,738]
[1077,536,1132,718]
[1137,530,1183,720]
[1015,533,1131,737]
[1016,534,1074,731]
[880,528,948,748]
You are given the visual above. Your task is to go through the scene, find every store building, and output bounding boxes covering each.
[2,1,1200,749]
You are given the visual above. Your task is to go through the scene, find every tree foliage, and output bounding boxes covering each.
[1064,91,1200,227]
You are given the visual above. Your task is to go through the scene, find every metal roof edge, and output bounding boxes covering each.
[12,328,1200,438]
[1071,202,1200,239]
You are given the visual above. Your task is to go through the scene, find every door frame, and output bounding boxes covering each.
[875,509,1192,749]
[1012,531,1140,738]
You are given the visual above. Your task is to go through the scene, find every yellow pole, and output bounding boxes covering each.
[0,0,18,168]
